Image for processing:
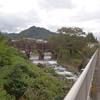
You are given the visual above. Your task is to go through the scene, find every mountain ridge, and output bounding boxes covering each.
[1,32,8,34]
[5,26,58,40]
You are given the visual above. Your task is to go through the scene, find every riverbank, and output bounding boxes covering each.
[30,53,78,83]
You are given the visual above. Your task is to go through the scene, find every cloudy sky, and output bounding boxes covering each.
[0,0,100,38]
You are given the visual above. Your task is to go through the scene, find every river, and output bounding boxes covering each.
[30,52,78,82]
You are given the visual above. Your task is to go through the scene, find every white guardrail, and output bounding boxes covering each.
[64,49,99,100]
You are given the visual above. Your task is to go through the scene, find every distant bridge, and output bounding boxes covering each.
[8,41,57,59]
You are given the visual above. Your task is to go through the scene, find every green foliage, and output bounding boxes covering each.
[5,33,19,39]
[82,47,97,58]
[0,42,14,67]
[5,26,58,40]
[23,76,67,100]
[86,32,98,43]
[49,27,97,69]
[90,72,98,97]
[0,33,68,100]
[0,59,29,99]
[54,94,66,100]
[49,32,87,61]
[0,32,9,42]
[32,49,38,54]
[0,89,15,100]
[93,44,99,49]
[14,50,28,59]
[43,67,58,76]
[57,27,85,36]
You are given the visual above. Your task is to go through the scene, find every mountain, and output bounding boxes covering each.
[5,26,58,40]
[1,32,8,34]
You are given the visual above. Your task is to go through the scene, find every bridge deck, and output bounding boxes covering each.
[92,50,100,100]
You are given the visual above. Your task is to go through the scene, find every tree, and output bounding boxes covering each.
[86,32,98,43]
[49,27,87,59]
[0,31,8,42]
[57,27,86,36]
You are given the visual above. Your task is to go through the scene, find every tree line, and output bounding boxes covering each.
[49,27,98,69]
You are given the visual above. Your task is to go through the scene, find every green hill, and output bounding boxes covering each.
[5,26,58,40]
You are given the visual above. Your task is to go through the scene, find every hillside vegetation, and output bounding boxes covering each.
[0,33,71,100]
[5,26,57,40]
[49,27,98,72]
[0,26,99,99]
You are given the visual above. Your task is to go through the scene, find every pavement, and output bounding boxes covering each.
[92,50,100,100]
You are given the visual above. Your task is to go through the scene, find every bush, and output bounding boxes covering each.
[43,67,58,76]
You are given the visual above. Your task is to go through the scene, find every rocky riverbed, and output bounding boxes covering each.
[30,53,78,82]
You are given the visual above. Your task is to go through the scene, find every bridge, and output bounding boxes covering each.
[8,41,100,99]
[8,41,57,59]
[64,48,100,100]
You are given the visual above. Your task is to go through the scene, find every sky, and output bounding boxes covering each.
[0,0,100,38]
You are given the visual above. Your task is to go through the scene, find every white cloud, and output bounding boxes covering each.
[0,11,41,32]
[0,0,100,38]
[37,0,76,10]
[0,0,38,13]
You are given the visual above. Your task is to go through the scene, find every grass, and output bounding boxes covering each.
[90,72,98,98]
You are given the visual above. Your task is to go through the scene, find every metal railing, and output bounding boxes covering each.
[64,49,99,100]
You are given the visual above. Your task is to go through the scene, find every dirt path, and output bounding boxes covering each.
[92,50,100,100]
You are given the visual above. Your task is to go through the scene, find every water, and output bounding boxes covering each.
[30,53,78,82]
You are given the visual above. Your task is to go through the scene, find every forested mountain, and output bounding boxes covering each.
[1,32,8,34]
[5,26,58,40]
